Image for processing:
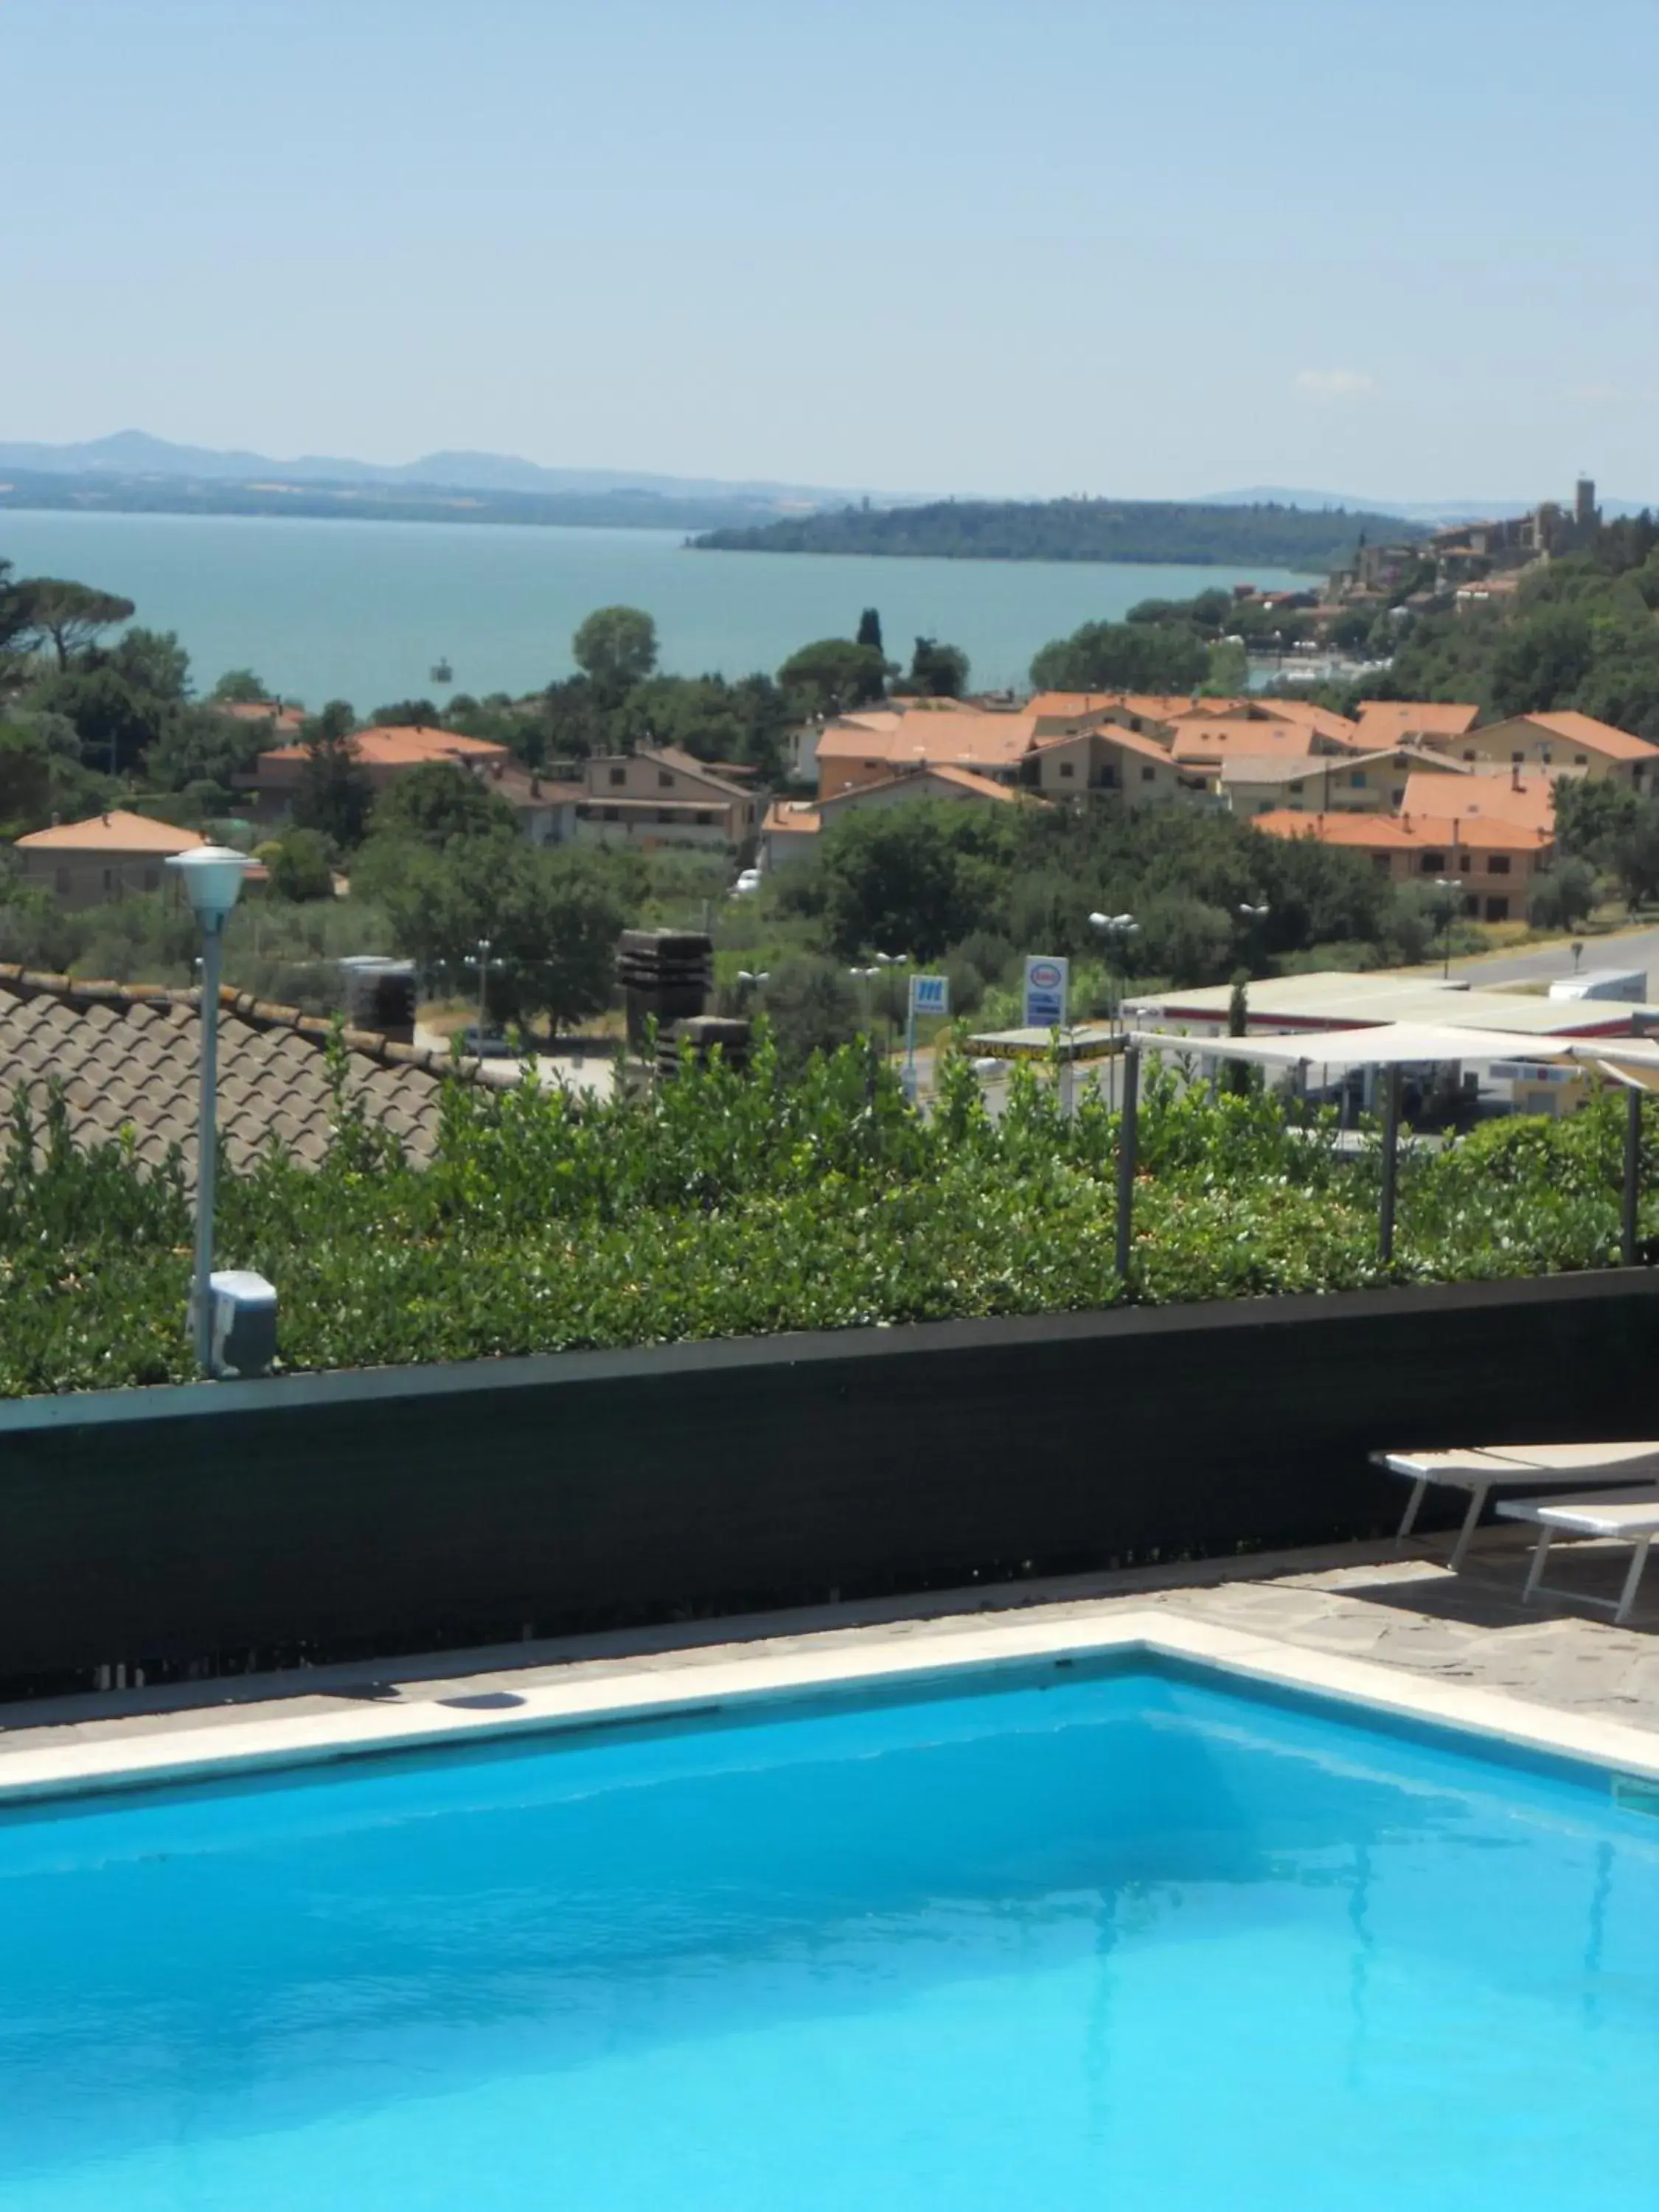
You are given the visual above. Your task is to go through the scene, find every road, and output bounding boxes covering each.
[1427,923,1659,993]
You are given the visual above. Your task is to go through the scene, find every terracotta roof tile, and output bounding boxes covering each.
[0,966,502,1188]
[13,810,209,855]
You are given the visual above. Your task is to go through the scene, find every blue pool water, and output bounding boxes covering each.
[0,1662,1655,2210]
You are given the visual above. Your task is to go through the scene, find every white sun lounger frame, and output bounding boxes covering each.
[1377,1443,1659,1573]
[1496,1486,1659,1626]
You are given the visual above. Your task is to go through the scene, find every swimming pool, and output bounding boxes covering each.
[0,1658,1655,2210]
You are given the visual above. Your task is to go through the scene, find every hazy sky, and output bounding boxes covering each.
[7,0,1655,501]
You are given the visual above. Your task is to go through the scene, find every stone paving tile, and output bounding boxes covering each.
[1,1532,1655,1759]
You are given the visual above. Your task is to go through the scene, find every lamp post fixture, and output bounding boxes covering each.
[1088,911,1139,1043]
[737,968,769,1006]
[462,936,504,1054]
[874,951,907,1058]
[1239,900,1270,923]
[167,844,253,1370]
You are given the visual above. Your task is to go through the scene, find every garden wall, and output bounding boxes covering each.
[1,1270,1656,1691]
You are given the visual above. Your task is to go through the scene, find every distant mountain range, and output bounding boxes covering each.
[1,436,1648,537]
[0,430,886,509]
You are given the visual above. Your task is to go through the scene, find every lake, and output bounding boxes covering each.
[0,510,1306,709]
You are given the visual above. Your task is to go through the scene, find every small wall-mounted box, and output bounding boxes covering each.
[208,1270,278,1380]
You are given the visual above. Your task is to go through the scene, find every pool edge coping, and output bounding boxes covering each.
[0,1607,1655,1806]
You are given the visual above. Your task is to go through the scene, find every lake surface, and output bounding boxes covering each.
[0,510,1304,710]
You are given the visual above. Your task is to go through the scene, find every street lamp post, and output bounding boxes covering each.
[737,968,769,1009]
[462,936,504,1054]
[1433,877,1460,981]
[874,950,907,1059]
[167,845,253,1369]
[1088,912,1139,1044]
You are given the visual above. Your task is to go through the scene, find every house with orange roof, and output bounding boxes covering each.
[238,724,513,823]
[12,810,209,908]
[212,699,308,741]
[814,706,1038,799]
[1398,768,1557,838]
[760,762,1026,869]
[1453,711,1657,787]
[1239,698,1363,748]
[1250,805,1554,921]
[1025,692,1206,740]
[1222,746,1470,820]
[1024,721,1205,805]
[1167,714,1367,771]
[1353,700,1481,749]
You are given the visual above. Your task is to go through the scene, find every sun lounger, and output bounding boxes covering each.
[1376,1443,1659,1573]
[1496,1487,1659,1625]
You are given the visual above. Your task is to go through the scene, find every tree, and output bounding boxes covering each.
[901,636,970,698]
[211,668,269,704]
[9,578,136,669]
[370,698,442,727]
[1489,607,1595,717]
[758,957,861,1072]
[102,627,191,702]
[1552,776,1640,863]
[1527,858,1599,930]
[28,664,173,776]
[1610,809,1659,907]
[1220,971,1256,1096]
[1029,619,1207,693]
[855,608,884,653]
[264,828,335,902]
[375,838,627,1032]
[366,760,516,850]
[291,704,374,849]
[776,638,888,714]
[572,606,658,700]
[818,802,1014,960]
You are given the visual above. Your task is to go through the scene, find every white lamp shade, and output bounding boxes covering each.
[167,844,252,925]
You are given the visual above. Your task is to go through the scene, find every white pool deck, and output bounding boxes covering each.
[2,1528,1658,1804]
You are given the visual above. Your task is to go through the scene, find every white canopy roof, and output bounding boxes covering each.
[1127,1024,1659,1078]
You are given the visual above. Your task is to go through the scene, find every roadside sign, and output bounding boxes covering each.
[909,973,949,1018]
[1023,954,1069,1030]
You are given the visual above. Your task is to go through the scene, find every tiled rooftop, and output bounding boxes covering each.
[0,966,503,1184]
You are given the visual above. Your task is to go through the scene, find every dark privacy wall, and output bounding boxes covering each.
[1,1270,1655,1688]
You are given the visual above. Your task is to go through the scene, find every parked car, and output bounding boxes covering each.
[731,867,762,897]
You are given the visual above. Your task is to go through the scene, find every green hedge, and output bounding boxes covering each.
[1,1034,1652,1397]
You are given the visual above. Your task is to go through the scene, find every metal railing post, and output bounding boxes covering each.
[1624,1083,1643,1266]
[1115,1044,1141,1281]
[1379,1062,1401,1265]
[191,921,224,1370]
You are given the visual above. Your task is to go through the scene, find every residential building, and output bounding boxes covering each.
[1449,712,1656,787]
[761,762,1023,869]
[1221,747,1469,819]
[1352,700,1481,748]
[1023,722,1201,804]
[237,725,512,824]
[487,762,585,846]
[10,810,208,908]
[576,746,758,849]
[212,699,307,741]
[1167,714,1366,772]
[1397,768,1557,838]
[1249,807,1553,920]
[813,704,1037,799]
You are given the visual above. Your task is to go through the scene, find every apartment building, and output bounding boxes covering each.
[575,747,758,849]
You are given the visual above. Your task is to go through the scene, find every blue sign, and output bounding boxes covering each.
[1023,954,1069,1029]
[910,973,949,1018]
